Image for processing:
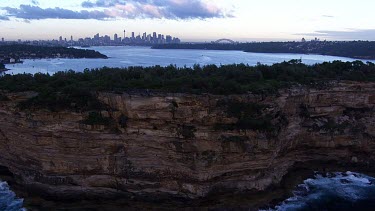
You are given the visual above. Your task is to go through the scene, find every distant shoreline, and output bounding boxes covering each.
[0,44,108,62]
[152,41,375,60]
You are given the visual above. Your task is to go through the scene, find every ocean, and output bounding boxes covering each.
[264,172,375,211]
[4,46,375,75]
[2,46,375,210]
[0,181,25,211]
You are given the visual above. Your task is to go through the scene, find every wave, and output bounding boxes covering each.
[262,172,375,211]
[0,181,26,211]
[198,55,212,63]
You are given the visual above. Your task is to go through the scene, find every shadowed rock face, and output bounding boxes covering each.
[0,81,374,202]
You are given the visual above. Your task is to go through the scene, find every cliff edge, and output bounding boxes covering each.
[0,81,374,203]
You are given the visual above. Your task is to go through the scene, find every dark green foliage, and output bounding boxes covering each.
[118,114,128,128]
[312,118,350,135]
[171,100,179,108]
[153,41,375,59]
[0,63,5,70]
[321,119,349,133]
[18,87,105,112]
[220,135,249,142]
[0,93,9,101]
[177,125,196,139]
[216,100,274,132]
[1,61,374,95]
[0,44,107,59]
[0,60,374,111]
[299,103,310,118]
[81,112,113,126]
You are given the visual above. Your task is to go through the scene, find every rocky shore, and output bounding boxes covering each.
[0,81,374,209]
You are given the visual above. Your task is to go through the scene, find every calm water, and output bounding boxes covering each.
[4,46,375,75]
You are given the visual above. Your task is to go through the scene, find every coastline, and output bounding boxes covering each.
[4,161,375,210]
[152,41,375,61]
[0,68,9,72]
[152,47,375,61]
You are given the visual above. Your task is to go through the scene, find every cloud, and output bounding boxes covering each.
[296,29,375,40]
[322,15,334,18]
[0,15,9,20]
[81,0,230,19]
[2,5,111,20]
[31,0,39,5]
[82,0,122,8]
[1,0,230,21]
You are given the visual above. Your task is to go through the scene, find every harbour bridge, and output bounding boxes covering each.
[213,38,237,44]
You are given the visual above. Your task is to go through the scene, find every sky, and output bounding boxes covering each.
[1,0,375,42]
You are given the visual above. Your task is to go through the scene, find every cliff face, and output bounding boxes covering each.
[0,81,374,201]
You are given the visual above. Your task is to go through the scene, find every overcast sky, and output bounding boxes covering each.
[1,0,375,42]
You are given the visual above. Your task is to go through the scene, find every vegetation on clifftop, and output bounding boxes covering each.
[0,60,374,111]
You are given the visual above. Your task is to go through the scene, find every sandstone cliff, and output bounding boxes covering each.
[0,81,374,204]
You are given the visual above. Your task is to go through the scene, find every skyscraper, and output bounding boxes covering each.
[131,32,135,39]
[166,35,172,43]
[142,32,147,40]
[94,33,100,41]
[114,33,118,42]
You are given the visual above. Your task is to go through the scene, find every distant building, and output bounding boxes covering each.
[173,37,181,44]
[301,37,306,42]
[94,33,100,41]
[1,38,4,42]
[142,32,147,40]
[7,30,181,47]
[104,35,111,42]
[166,35,172,43]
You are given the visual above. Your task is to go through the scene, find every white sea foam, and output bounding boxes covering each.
[262,172,375,211]
[0,181,26,211]
[50,62,65,65]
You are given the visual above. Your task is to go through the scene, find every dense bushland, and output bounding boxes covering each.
[0,44,107,59]
[0,60,374,111]
[153,41,375,59]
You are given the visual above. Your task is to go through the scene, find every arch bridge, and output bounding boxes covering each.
[213,39,236,44]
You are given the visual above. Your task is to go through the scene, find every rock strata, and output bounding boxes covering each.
[0,81,374,202]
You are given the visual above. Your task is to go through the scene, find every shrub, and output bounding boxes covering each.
[118,114,128,128]
[0,60,374,111]
[81,112,113,126]
[0,93,9,101]
[177,125,196,139]
[216,100,274,132]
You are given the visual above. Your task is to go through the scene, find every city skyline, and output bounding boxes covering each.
[2,30,181,43]
[1,0,375,41]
